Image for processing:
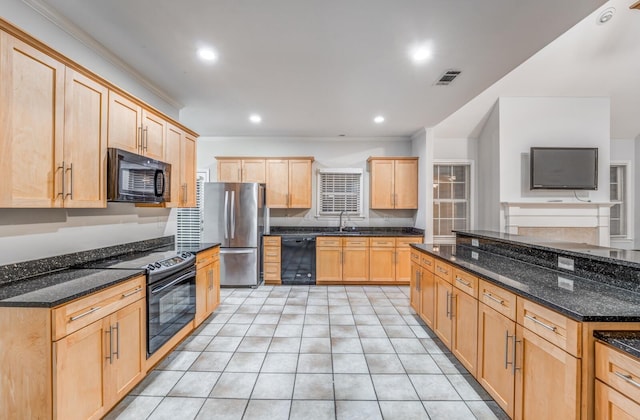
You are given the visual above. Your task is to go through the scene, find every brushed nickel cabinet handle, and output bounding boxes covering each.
[112,322,120,360]
[614,371,640,388]
[66,163,73,199]
[57,161,65,198]
[512,334,521,374]
[504,330,510,369]
[524,314,557,332]
[122,287,142,298]
[143,127,149,152]
[70,306,101,321]
[106,326,113,364]
[456,276,471,287]
[483,292,504,306]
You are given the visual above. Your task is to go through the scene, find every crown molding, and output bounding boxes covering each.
[21,0,183,110]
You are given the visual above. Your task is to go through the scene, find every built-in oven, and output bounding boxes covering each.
[147,261,196,356]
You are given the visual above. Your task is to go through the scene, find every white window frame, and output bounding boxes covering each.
[610,161,633,243]
[316,168,364,218]
[432,160,475,244]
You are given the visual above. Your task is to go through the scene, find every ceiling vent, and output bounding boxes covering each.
[435,70,461,86]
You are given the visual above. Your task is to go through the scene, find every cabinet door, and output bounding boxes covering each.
[218,159,241,182]
[195,263,210,327]
[419,268,435,329]
[288,159,312,208]
[434,276,453,348]
[164,124,182,207]
[316,247,342,282]
[370,159,394,209]
[108,299,145,405]
[141,110,166,161]
[181,134,197,207]
[0,32,64,207]
[452,290,478,376]
[370,247,395,282]
[242,159,266,183]
[395,246,412,282]
[207,259,220,314]
[409,262,421,312]
[596,380,640,420]
[514,324,580,420]
[394,159,418,209]
[266,159,289,208]
[63,69,108,208]
[54,318,107,420]
[342,247,369,282]
[108,91,142,154]
[477,303,516,418]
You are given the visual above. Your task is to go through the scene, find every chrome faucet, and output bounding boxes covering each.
[339,210,345,232]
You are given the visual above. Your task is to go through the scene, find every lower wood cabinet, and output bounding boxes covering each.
[434,275,453,348]
[595,341,640,420]
[195,247,220,326]
[263,236,282,284]
[342,238,369,282]
[452,288,478,376]
[55,299,145,420]
[596,380,640,419]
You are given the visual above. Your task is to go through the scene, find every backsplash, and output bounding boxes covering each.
[0,236,174,285]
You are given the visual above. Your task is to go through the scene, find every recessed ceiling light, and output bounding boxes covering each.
[197,47,217,62]
[597,7,616,24]
[410,46,432,63]
[374,116,385,124]
[249,114,262,124]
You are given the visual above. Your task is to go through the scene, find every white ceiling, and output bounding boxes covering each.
[29,0,607,137]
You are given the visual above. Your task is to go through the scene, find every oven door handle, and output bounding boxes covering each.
[150,270,196,295]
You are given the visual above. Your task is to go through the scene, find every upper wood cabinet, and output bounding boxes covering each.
[368,157,418,209]
[164,124,197,207]
[216,158,266,183]
[108,91,165,161]
[266,158,313,208]
[0,31,107,208]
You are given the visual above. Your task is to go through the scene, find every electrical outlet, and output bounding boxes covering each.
[471,251,479,260]
[471,239,479,247]
[558,257,575,271]
[557,276,574,291]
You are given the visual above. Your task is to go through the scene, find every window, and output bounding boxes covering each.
[433,164,470,238]
[610,165,627,237]
[317,168,363,216]
[176,172,207,244]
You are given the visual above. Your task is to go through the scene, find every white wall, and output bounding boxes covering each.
[0,2,180,265]
[476,103,501,231]
[197,136,416,228]
[498,97,610,203]
[610,138,637,249]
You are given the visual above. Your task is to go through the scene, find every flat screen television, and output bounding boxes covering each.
[530,147,598,190]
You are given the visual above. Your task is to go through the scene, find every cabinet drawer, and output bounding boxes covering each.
[395,237,421,248]
[410,250,421,264]
[453,268,478,298]
[264,246,281,263]
[419,254,434,271]
[196,247,218,269]
[479,279,516,321]
[344,237,370,247]
[434,260,452,282]
[52,275,145,340]
[317,237,341,247]
[596,342,640,403]
[263,236,281,247]
[596,380,640,420]
[370,238,395,247]
[263,262,281,280]
[517,297,581,357]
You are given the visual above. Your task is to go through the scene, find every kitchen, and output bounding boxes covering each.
[2,0,640,419]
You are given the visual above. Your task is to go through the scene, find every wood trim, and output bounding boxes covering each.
[0,307,52,420]
[0,17,198,137]
[366,156,419,162]
[216,156,314,161]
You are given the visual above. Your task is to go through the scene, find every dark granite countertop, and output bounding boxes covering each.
[594,331,640,360]
[411,243,640,322]
[0,268,145,308]
[454,230,640,269]
[267,226,424,238]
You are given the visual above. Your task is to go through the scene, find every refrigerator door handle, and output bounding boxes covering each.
[224,190,229,239]
[230,190,236,239]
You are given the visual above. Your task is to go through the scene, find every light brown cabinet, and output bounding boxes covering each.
[368,157,418,209]
[263,236,282,284]
[108,90,165,161]
[595,341,640,420]
[266,158,313,208]
[195,247,220,326]
[342,238,369,282]
[316,237,369,283]
[0,276,146,420]
[370,237,422,283]
[316,238,343,282]
[216,158,266,183]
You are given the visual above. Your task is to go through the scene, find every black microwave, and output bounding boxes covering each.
[107,148,171,203]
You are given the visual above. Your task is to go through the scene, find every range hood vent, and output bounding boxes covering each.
[435,70,461,86]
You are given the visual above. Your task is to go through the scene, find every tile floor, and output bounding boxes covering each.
[106,285,508,420]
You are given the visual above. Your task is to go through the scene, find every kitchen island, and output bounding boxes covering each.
[410,230,640,420]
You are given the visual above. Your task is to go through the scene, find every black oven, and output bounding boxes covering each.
[147,263,196,357]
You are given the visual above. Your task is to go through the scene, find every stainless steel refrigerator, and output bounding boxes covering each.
[202,182,266,287]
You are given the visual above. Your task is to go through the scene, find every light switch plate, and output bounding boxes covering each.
[558,276,574,291]
[471,239,479,247]
[558,256,575,271]
[471,251,479,260]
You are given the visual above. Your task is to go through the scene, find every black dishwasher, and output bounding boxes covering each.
[281,235,316,285]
